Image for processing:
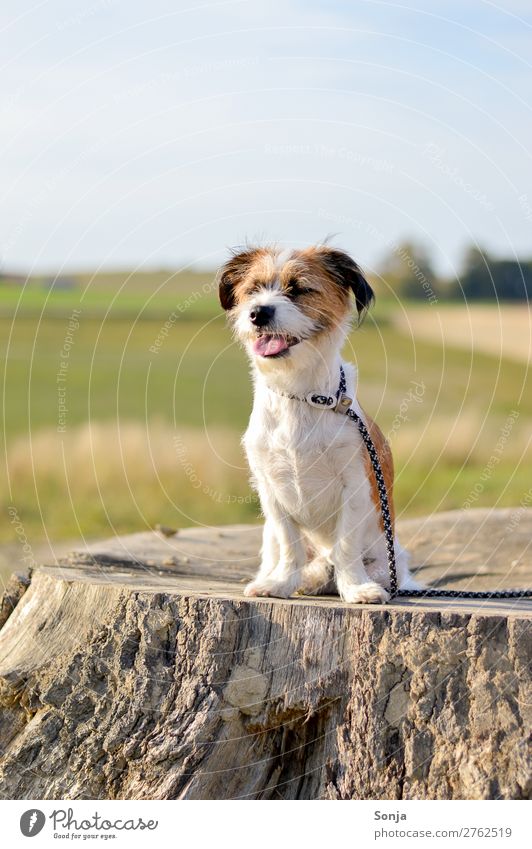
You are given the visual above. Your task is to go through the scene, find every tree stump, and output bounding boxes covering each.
[0,508,530,800]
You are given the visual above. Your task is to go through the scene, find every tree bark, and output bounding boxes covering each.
[0,509,530,800]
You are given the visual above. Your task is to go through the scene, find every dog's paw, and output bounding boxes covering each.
[243,577,296,599]
[340,581,390,605]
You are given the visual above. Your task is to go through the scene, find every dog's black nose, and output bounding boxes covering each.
[249,305,275,326]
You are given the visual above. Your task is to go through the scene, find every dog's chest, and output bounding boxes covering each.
[245,402,361,522]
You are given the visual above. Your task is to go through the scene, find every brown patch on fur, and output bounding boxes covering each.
[361,410,395,531]
[315,247,374,320]
[218,247,271,310]
[283,249,352,331]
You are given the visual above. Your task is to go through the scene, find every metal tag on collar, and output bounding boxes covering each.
[334,393,353,414]
[306,392,336,409]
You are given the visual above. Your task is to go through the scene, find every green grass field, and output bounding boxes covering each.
[1,274,530,549]
[0,271,218,319]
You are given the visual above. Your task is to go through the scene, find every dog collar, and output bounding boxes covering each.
[266,365,353,414]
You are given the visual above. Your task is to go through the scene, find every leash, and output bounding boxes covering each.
[269,365,532,601]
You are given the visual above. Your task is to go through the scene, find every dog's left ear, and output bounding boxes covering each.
[319,248,375,321]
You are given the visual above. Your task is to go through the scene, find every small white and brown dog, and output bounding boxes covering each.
[218,244,419,604]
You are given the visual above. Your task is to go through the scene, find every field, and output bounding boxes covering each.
[1,274,531,576]
[393,303,531,365]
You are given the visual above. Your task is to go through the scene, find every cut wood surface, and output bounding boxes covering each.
[0,508,530,800]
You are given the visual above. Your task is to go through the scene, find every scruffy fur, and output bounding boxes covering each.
[218,245,419,603]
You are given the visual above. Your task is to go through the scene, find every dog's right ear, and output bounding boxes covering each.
[217,249,257,311]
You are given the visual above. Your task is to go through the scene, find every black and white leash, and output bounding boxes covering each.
[270,365,532,601]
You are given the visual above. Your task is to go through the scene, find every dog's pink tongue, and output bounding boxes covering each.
[253,335,289,357]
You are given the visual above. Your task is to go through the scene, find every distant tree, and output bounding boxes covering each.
[378,240,438,301]
[459,246,532,301]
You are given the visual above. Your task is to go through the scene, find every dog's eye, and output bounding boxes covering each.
[285,279,313,298]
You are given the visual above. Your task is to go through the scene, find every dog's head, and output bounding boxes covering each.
[217,245,374,364]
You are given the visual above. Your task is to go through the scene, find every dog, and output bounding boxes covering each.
[218,244,419,603]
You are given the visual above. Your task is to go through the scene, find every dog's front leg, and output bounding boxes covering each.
[244,499,305,599]
[333,481,390,604]
[252,517,279,582]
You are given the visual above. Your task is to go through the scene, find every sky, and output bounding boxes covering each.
[1,0,532,276]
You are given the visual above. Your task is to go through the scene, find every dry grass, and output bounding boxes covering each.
[2,302,530,547]
[393,304,532,364]
[389,410,531,465]
[7,420,246,492]
[2,416,530,547]
[2,421,258,544]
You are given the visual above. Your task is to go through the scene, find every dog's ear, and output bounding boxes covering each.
[217,249,257,311]
[319,248,375,321]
